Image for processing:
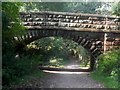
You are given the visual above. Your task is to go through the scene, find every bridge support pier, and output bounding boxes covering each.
[103,33,107,53]
[90,55,95,71]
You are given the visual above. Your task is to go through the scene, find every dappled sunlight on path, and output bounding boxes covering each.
[64,56,89,69]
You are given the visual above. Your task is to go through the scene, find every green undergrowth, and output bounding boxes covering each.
[90,49,120,89]
[90,71,118,88]
[45,56,69,68]
[3,69,44,90]
[10,69,44,87]
[2,52,44,89]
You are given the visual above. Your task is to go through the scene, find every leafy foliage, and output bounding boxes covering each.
[112,1,120,16]
[3,54,43,88]
[67,2,101,13]
[2,2,25,41]
[92,49,120,88]
[22,2,67,12]
[91,71,118,88]
[22,2,102,14]
[97,49,119,76]
[27,37,90,67]
[2,2,27,88]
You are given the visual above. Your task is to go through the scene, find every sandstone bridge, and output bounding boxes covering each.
[14,11,120,71]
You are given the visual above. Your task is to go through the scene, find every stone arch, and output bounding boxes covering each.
[14,29,103,70]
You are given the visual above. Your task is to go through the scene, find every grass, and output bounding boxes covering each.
[90,71,118,88]
[10,69,45,87]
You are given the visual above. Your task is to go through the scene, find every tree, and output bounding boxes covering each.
[22,2,67,12]
[21,2,102,14]
[2,2,25,41]
[2,2,25,87]
[95,2,113,15]
[112,1,120,16]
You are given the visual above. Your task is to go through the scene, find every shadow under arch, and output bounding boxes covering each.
[14,29,102,71]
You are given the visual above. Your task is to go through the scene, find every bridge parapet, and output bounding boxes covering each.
[20,11,120,31]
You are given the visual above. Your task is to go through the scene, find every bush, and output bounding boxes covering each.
[2,53,43,87]
[97,49,120,80]
[91,49,120,88]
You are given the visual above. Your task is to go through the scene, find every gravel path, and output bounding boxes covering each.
[12,56,104,88]
[13,71,104,88]
[39,72,104,88]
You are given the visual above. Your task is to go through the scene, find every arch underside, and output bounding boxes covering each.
[14,29,103,70]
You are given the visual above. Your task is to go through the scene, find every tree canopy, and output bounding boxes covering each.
[21,2,102,14]
[112,1,120,16]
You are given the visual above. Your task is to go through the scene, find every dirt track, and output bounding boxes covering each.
[12,57,104,88]
[13,71,104,88]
